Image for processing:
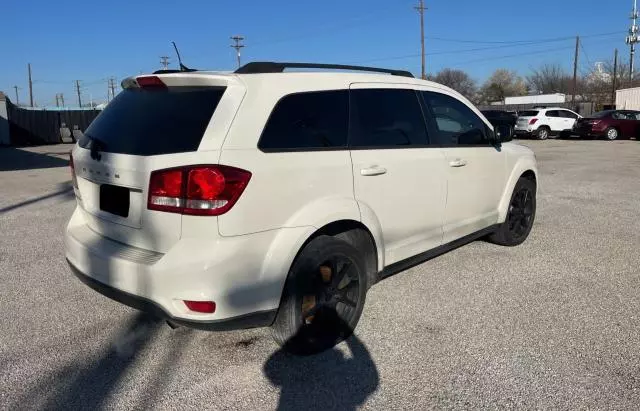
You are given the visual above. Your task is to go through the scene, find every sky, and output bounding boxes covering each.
[0,0,633,107]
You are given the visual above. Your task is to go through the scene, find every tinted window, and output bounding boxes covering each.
[349,89,428,147]
[81,87,225,156]
[519,110,539,117]
[612,111,629,120]
[258,90,348,151]
[545,110,561,117]
[560,110,578,119]
[592,111,613,118]
[422,91,489,146]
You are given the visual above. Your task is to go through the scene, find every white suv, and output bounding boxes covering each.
[65,62,538,354]
[515,107,581,140]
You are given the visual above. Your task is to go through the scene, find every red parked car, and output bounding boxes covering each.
[574,110,640,140]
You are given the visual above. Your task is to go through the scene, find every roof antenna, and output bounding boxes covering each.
[172,41,195,72]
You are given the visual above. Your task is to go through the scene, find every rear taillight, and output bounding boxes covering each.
[148,165,251,216]
[69,152,78,189]
[529,118,538,125]
[588,120,602,125]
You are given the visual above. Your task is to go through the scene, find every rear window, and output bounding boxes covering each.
[80,87,225,156]
[519,110,539,117]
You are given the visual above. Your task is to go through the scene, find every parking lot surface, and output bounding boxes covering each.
[1,140,640,409]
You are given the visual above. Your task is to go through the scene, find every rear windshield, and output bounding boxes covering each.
[80,87,225,156]
[519,110,539,117]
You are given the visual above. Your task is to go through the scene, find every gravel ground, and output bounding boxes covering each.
[1,140,639,410]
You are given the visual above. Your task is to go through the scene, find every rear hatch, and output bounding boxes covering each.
[515,110,540,129]
[71,77,227,253]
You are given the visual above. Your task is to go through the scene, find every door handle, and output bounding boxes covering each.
[360,166,387,176]
[449,159,467,167]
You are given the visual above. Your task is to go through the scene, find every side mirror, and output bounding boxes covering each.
[495,124,513,142]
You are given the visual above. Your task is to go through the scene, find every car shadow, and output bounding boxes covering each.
[12,313,175,410]
[0,181,74,214]
[263,315,379,411]
[0,146,69,171]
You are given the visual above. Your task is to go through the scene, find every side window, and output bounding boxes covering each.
[561,110,578,119]
[258,90,348,151]
[421,91,489,146]
[633,112,640,120]
[349,89,429,148]
[612,111,626,120]
[545,110,560,118]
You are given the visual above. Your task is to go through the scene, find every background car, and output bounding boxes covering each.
[481,110,517,135]
[514,107,581,140]
[573,110,640,140]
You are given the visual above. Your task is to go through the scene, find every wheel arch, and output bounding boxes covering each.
[497,163,538,223]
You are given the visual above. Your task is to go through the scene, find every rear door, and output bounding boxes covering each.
[349,85,447,265]
[72,79,230,252]
[421,90,506,243]
[545,110,564,132]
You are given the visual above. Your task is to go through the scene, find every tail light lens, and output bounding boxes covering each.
[69,152,78,189]
[588,120,602,126]
[148,165,251,216]
[528,118,538,125]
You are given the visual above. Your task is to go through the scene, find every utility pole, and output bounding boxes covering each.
[160,55,170,70]
[59,93,65,107]
[108,77,117,101]
[414,0,427,79]
[572,36,579,105]
[612,48,619,106]
[75,80,82,107]
[627,0,639,83]
[55,94,60,107]
[230,35,245,69]
[28,63,34,107]
[12,85,20,105]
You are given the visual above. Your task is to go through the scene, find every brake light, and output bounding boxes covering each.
[184,300,216,313]
[588,120,602,125]
[69,152,78,189]
[529,118,538,125]
[148,165,251,216]
[136,76,166,89]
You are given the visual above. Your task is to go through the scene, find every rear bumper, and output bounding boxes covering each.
[67,259,276,330]
[64,206,311,330]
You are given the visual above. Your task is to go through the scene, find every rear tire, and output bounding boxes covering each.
[271,235,367,355]
[605,127,619,141]
[536,127,550,140]
[488,177,536,246]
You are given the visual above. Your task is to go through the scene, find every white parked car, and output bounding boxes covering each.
[65,62,538,354]
[514,107,581,140]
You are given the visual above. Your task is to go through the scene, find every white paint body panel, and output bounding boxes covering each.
[65,70,537,324]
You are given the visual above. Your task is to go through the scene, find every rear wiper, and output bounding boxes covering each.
[84,134,106,161]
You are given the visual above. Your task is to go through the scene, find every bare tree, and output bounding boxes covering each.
[479,69,527,104]
[428,68,477,100]
[527,64,572,94]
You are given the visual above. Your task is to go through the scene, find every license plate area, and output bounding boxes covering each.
[100,184,130,218]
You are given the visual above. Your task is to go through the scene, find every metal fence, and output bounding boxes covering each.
[6,100,100,145]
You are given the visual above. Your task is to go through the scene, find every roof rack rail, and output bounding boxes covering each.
[234,62,414,78]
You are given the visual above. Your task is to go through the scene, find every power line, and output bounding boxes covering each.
[449,44,576,66]
[426,31,625,45]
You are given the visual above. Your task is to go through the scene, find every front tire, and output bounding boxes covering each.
[488,177,536,246]
[271,235,367,355]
